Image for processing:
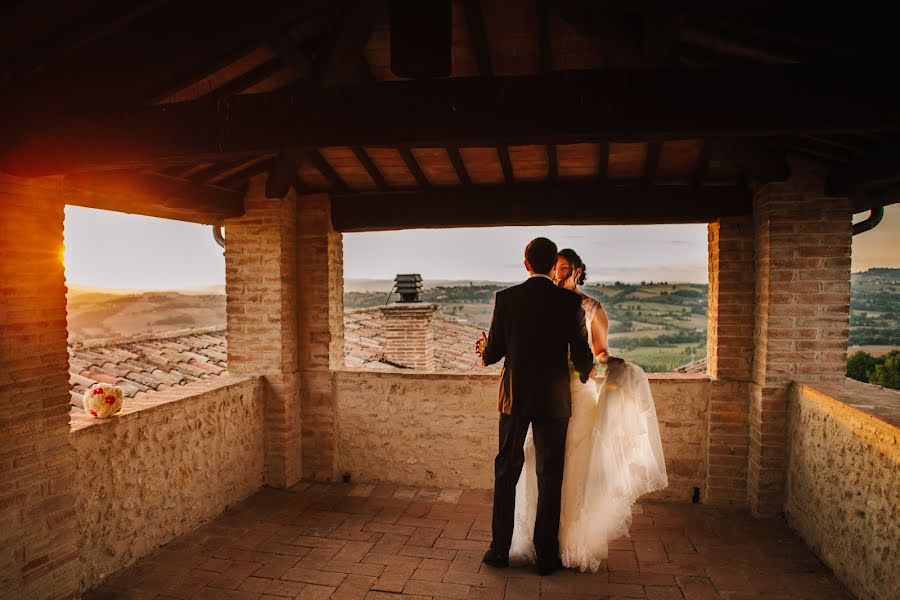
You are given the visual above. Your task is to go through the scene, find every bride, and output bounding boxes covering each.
[509,249,668,573]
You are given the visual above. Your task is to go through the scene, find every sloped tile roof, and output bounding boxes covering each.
[67,327,228,409]
[675,357,708,374]
[68,309,498,407]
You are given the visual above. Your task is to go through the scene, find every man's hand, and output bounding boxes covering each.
[475,331,488,358]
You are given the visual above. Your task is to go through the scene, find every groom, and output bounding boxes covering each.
[476,237,593,574]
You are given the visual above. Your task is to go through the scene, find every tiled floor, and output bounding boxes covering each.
[84,482,853,600]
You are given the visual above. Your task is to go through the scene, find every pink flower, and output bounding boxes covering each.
[105,395,116,405]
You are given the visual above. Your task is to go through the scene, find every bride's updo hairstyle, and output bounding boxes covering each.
[558,248,587,285]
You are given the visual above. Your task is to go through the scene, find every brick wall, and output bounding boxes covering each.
[0,175,80,600]
[749,161,852,516]
[225,177,302,488]
[297,194,344,481]
[704,217,754,505]
[380,303,437,370]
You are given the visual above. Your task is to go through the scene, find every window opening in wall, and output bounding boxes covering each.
[343,224,709,374]
[63,206,227,411]
[847,204,900,389]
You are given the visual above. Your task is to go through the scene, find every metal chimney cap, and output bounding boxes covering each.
[394,273,423,303]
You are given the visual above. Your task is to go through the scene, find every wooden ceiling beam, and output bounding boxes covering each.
[597,141,610,182]
[446,147,471,186]
[5,66,899,176]
[331,183,752,231]
[313,0,383,85]
[691,140,711,187]
[351,147,389,191]
[62,171,243,224]
[643,140,661,185]
[307,149,349,193]
[461,0,492,77]
[261,31,313,78]
[498,146,513,185]
[398,147,430,188]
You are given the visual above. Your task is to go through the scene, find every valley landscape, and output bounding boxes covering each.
[65,269,899,374]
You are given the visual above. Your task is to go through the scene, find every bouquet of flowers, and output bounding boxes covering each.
[82,383,124,418]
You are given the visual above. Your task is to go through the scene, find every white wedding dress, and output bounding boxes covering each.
[509,295,668,572]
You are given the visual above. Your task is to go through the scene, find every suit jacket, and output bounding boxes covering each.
[481,276,594,419]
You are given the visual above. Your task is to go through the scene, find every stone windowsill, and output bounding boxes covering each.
[793,378,900,431]
[69,374,260,435]
[336,368,710,383]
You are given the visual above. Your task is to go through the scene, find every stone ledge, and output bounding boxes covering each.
[69,374,261,434]
[792,379,900,454]
[336,368,710,383]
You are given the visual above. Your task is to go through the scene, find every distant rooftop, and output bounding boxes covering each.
[344,307,499,372]
[67,309,500,407]
[67,327,227,409]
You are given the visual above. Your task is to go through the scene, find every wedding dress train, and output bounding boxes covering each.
[509,299,668,572]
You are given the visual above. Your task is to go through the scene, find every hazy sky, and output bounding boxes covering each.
[64,204,899,289]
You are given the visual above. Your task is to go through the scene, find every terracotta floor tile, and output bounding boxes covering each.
[81,485,852,600]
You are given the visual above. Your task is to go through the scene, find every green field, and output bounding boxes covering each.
[345,280,709,373]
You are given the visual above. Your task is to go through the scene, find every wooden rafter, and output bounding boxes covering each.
[331,183,752,231]
[644,140,661,185]
[63,171,243,224]
[6,66,900,176]
[498,146,513,184]
[314,0,383,85]
[597,141,610,181]
[351,147,389,191]
[261,30,313,78]
[398,148,430,188]
[692,140,711,187]
[446,147,471,186]
[461,0,492,77]
[307,149,349,193]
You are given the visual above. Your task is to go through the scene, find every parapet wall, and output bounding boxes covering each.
[333,370,709,501]
[71,375,264,591]
[785,380,900,600]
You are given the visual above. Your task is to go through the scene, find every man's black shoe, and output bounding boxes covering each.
[537,557,563,576]
[482,548,509,568]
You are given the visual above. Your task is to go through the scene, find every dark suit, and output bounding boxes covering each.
[481,275,593,567]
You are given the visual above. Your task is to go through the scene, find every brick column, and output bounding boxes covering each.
[296,194,343,481]
[380,303,437,370]
[225,176,302,488]
[705,216,754,505]
[0,176,80,599]
[749,160,852,516]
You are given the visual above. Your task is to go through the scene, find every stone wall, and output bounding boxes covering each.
[1,175,80,600]
[334,370,709,500]
[785,381,899,600]
[71,376,264,592]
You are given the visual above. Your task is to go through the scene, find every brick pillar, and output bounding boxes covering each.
[297,194,343,481]
[705,216,754,505]
[749,160,852,516]
[0,175,80,599]
[380,303,437,370]
[225,176,302,488]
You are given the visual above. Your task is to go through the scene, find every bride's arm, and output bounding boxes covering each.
[591,304,610,362]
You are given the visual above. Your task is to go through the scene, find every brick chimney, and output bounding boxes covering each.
[379,303,437,370]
